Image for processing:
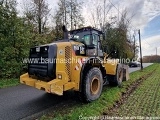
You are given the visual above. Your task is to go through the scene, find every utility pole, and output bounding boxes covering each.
[138,29,143,70]
[156,47,157,56]
[133,35,136,58]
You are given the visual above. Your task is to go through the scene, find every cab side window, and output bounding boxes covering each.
[93,34,102,51]
[92,34,98,46]
[82,35,91,45]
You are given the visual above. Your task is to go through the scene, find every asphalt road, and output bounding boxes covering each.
[0,85,77,120]
[0,63,153,120]
[128,63,153,73]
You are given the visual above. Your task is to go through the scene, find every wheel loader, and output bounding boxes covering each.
[20,26,129,102]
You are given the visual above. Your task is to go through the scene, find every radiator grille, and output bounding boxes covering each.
[65,46,71,80]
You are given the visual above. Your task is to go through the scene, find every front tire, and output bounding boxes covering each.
[80,67,103,102]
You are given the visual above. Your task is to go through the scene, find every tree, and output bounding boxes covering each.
[23,0,50,34]
[54,0,84,31]
[102,10,135,59]
[68,0,84,30]
[0,0,36,78]
[88,0,112,29]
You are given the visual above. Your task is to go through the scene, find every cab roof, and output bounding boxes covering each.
[69,26,103,34]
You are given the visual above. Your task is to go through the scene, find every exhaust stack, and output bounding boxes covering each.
[62,25,69,39]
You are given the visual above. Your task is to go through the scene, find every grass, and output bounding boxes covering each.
[0,79,19,88]
[109,64,160,117]
[40,63,158,120]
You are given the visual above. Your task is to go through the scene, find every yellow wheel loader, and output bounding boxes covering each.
[20,26,129,102]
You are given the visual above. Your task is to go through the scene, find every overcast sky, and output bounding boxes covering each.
[17,0,160,57]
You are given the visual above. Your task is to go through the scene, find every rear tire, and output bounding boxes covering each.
[107,65,123,86]
[79,67,103,102]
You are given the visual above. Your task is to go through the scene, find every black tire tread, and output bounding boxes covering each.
[78,67,103,102]
[107,65,123,86]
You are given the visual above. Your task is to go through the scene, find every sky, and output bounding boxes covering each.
[16,0,160,57]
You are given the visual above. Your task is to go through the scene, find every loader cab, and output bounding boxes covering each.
[69,27,103,56]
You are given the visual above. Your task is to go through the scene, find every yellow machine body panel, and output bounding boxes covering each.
[20,41,88,95]
[54,41,86,91]
[103,58,118,75]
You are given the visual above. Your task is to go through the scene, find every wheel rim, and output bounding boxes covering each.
[91,77,100,95]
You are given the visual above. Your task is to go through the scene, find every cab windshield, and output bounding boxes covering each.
[70,31,90,45]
